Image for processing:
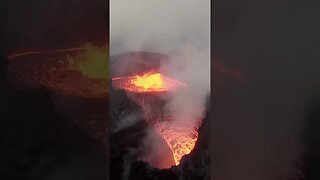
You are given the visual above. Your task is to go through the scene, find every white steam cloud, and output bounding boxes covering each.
[110,0,210,55]
[111,0,210,169]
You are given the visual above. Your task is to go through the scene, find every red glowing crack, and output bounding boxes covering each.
[112,72,203,166]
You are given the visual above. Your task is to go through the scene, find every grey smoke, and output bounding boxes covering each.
[137,128,176,169]
[122,148,138,180]
[110,0,210,55]
[111,0,210,170]
[111,112,143,133]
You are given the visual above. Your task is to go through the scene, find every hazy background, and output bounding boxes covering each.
[1,0,108,53]
[110,0,210,55]
[212,0,320,179]
[0,1,108,179]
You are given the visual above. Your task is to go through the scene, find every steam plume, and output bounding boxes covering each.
[111,0,210,168]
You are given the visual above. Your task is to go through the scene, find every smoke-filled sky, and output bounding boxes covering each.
[110,0,210,55]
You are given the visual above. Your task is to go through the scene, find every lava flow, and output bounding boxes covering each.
[132,73,164,90]
[154,117,202,165]
[112,72,186,93]
[112,72,202,166]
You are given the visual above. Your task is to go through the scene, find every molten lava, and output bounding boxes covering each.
[132,73,164,90]
[112,72,202,166]
[112,72,186,93]
[154,118,202,165]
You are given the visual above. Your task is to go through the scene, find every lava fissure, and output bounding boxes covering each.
[112,72,204,166]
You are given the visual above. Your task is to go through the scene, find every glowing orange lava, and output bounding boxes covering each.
[154,119,201,165]
[132,73,164,90]
[112,72,201,166]
[112,72,186,93]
